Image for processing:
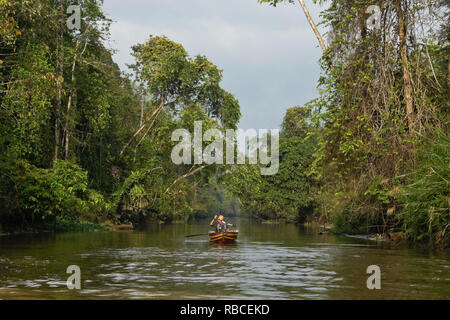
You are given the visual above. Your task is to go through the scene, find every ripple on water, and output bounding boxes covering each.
[1,225,449,299]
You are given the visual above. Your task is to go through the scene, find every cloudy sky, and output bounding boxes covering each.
[101,0,326,130]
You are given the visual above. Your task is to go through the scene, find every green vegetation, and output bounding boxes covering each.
[190,177,240,220]
[401,129,449,246]
[0,157,111,230]
[223,106,316,223]
[0,0,241,231]
[246,0,449,247]
[0,0,448,247]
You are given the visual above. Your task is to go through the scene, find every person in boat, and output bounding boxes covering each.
[210,215,227,233]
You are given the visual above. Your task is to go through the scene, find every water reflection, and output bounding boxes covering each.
[0,220,449,299]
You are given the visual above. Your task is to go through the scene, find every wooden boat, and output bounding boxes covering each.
[208,230,238,244]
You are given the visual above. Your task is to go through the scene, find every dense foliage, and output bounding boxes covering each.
[401,129,449,246]
[223,106,317,222]
[0,0,448,247]
[256,0,449,246]
[0,0,241,231]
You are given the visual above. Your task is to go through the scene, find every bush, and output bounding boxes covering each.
[401,129,449,247]
[45,220,110,232]
[0,158,112,230]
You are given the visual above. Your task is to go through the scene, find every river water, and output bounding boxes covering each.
[0,220,449,299]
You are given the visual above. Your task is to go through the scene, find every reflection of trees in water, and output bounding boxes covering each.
[2,221,449,299]
[316,243,450,299]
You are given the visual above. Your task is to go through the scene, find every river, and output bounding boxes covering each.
[0,219,449,299]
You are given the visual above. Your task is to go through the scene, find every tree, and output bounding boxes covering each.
[259,0,449,241]
[223,107,316,222]
[111,35,241,224]
[258,0,327,54]
[119,35,240,158]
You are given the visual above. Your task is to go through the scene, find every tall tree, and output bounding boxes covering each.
[394,0,414,130]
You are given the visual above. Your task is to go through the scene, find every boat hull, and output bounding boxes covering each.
[208,230,238,244]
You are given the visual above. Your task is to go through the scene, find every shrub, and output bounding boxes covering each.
[401,129,449,247]
[0,158,112,230]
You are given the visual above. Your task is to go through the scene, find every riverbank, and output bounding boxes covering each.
[1,214,447,250]
[0,220,110,236]
[297,219,448,249]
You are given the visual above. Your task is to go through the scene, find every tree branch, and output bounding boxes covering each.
[118,95,165,158]
[165,165,209,194]
[297,0,327,55]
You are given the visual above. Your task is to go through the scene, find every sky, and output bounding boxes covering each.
[101,0,325,130]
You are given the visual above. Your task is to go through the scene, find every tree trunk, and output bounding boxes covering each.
[54,0,64,163]
[65,33,88,160]
[296,0,335,72]
[164,165,208,194]
[448,51,450,101]
[64,95,73,159]
[297,0,327,55]
[394,0,414,130]
[140,95,144,127]
[118,97,165,158]
[65,38,81,160]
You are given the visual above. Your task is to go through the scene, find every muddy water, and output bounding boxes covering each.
[0,220,449,299]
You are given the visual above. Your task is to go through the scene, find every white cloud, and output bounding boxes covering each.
[102,0,325,129]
